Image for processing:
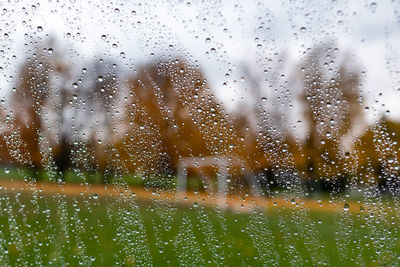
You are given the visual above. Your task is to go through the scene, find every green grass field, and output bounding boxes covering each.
[0,189,398,266]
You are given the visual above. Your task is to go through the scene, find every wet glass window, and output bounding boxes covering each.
[0,1,399,265]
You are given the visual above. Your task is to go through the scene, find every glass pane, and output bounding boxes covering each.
[0,0,398,265]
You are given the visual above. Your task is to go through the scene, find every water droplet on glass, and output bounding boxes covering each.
[343,203,350,212]
[370,2,377,12]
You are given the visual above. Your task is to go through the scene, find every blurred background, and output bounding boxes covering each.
[0,0,399,197]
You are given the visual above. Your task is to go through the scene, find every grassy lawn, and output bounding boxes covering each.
[0,188,398,266]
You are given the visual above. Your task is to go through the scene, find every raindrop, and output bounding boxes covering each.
[343,203,350,212]
[370,2,377,12]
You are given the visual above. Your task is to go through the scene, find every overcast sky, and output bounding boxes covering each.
[1,0,400,130]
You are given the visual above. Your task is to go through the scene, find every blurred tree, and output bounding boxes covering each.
[0,107,15,167]
[12,49,51,169]
[355,117,400,191]
[298,43,362,189]
[231,107,269,171]
[88,59,119,137]
[11,38,71,179]
[83,59,120,176]
[53,83,72,179]
[119,59,239,176]
[235,54,300,189]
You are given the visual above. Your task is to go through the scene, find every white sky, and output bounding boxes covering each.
[0,0,399,130]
